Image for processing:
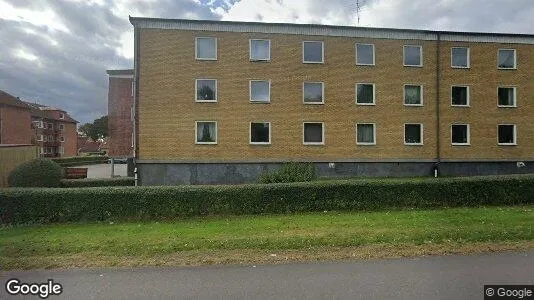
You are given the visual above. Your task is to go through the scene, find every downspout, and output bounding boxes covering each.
[130,16,140,185]
[435,33,442,177]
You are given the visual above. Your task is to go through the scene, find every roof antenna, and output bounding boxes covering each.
[356,0,365,25]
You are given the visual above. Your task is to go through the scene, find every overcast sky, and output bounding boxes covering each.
[1,0,533,124]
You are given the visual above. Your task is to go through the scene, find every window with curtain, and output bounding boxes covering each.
[303,82,324,104]
[250,122,270,144]
[498,87,516,106]
[250,80,270,102]
[498,49,516,69]
[404,85,422,105]
[250,39,270,61]
[196,121,217,144]
[451,86,469,106]
[356,84,375,104]
[303,41,324,63]
[196,37,216,60]
[303,123,324,144]
[498,125,516,145]
[405,124,422,144]
[451,47,469,68]
[404,45,422,66]
[357,124,375,145]
[196,79,217,101]
[451,124,469,145]
[356,44,375,65]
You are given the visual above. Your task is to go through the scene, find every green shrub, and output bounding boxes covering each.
[51,156,108,167]
[60,177,135,188]
[7,158,64,188]
[258,162,316,183]
[1,175,533,224]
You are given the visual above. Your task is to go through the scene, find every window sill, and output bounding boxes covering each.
[196,100,218,103]
[196,142,217,145]
[250,100,271,104]
[303,61,324,64]
[357,143,376,146]
[356,102,376,106]
[497,105,517,108]
[303,102,325,105]
[451,66,470,69]
[452,143,471,146]
[250,142,271,146]
[404,143,423,146]
[403,64,423,68]
[303,142,325,146]
[250,59,270,62]
[498,143,517,146]
[498,67,517,70]
[356,63,375,66]
[404,104,424,107]
[451,104,470,107]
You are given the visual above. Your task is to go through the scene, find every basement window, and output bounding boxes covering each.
[451,47,469,68]
[302,41,324,63]
[356,123,376,145]
[451,124,470,145]
[498,124,516,145]
[250,122,271,144]
[250,39,270,61]
[403,45,423,67]
[356,43,375,65]
[498,49,516,69]
[195,37,217,60]
[404,85,423,106]
[356,83,375,105]
[498,87,516,107]
[303,122,324,145]
[451,86,469,106]
[195,79,217,102]
[250,80,270,103]
[195,121,217,144]
[303,82,324,104]
[404,124,423,145]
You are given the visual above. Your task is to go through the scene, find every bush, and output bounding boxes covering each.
[1,175,533,224]
[258,162,316,183]
[60,177,134,188]
[8,158,64,188]
[51,156,108,167]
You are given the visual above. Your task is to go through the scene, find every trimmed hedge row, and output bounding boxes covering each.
[51,156,108,167]
[60,177,135,188]
[1,175,533,224]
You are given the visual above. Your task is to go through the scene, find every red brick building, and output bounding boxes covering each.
[0,89,78,157]
[107,69,134,158]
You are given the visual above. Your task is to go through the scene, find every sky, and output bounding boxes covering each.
[1,0,533,125]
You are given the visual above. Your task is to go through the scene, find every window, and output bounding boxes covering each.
[302,41,324,63]
[195,37,217,60]
[195,121,217,144]
[60,136,65,142]
[59,146,64,155]
[356,123,376,145]
[40,147,44,154]
[195,79,217,102]
[303,122,324,145]
[47,123,53,129]
[356,43,375,65]
[451,47,469,68]
[303,82,324,104]
[498,124,516,145]
[356,83,375,105]
[59,113,65,119]
[404,85,423,106]
[404,45,423,67]
[404,124,423,145]
[451,86,469,106]
[498,49,516,69]
[48,135,53,142]
[250,80,270,102]
[38,134,43,141]
[498,87,516,107]
[250,122,271,144]
[451,124,470,145]
[59,124,64,131]
[39,121,43,128]
[43,135,48,142]
[250,39,270,61]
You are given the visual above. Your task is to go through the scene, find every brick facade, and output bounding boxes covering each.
[0,105,33,145]
[107,69,134,157]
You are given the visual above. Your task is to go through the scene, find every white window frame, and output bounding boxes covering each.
[249,80,271,103]
[249,39,271,62]
[404,123,424,146]
[497,124,517,146]
[195,79,218,103]
[497,86,517,108]
[403,84,424,106]
[195,37,217,61]
[451,47,470,69]
[39,121,44,128]
[403,45,423,67]
[451,85,470,107]
[303,122,325,145]
[60,136,65,143]
[37,134,43,142]
[59,124,64,131]
[451,124,470,146]
[497,49,516,70]
[302,41,324,64]
[355,43,375,66]
[249,122,271,145]
[59,113,65,119]
[356,123,376,145]
[302,81,325,105]
[355,83,376,105]
[195,121,218,145]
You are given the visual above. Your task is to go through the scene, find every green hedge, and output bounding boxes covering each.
[8,158,64,188]
[258,162,316,183]
[60,177,134,188]
[1,175,533,224]
[51,156,108,167]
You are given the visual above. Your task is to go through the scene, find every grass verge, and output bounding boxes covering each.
[1,206,532,270]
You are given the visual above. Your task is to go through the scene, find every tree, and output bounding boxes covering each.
[79,115,108,141]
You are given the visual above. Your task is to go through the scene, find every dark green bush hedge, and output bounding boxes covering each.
[1,175,533,224]
[7,158,64,188]
[60,177,134,188]
[258,162,316,183]
[51,156,108,167]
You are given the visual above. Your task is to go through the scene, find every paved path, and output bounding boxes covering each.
[78,163,127,178]
[1,251,533,299]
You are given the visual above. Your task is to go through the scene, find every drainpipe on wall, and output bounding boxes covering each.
[131,16,140,186]
[435,33,442,178]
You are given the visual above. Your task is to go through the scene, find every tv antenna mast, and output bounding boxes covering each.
[356,0,365,25]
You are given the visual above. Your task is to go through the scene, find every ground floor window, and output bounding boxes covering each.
[303,122,324,145]
[195,121,217,144]
[356,123,376,145]
[250,122,271,144]
[404,124,423,145]
[498,124,516,145]
[451,124,470,145]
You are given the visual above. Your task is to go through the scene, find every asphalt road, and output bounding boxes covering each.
[1,251,533,300]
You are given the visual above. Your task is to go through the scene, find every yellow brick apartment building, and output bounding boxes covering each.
[129,17,534,185]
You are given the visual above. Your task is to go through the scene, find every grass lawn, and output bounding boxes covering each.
[0,206,533,270]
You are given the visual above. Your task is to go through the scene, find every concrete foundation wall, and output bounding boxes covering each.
[137,161,534,185]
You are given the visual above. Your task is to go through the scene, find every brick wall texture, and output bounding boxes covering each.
[137,28,534,162]
[108,76,134,157]
[0,106,32,145]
